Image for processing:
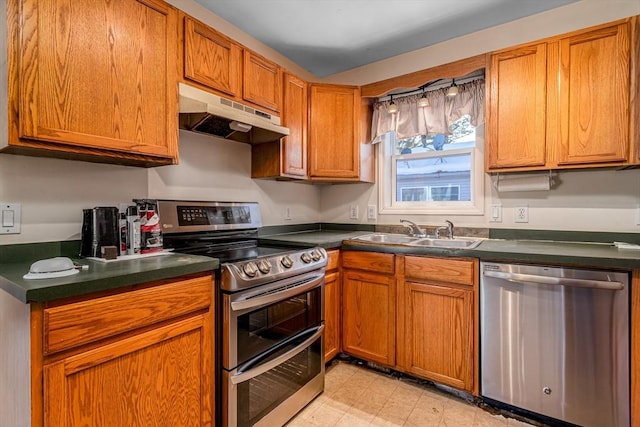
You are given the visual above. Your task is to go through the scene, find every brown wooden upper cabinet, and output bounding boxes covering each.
[183,17,282,115]
[183,16,242,99]
[254,81,374,182]
[243,51,283,113]
[252,72,307,179]
[3,0,179,166]
[486,18,638,172]
[308,84,364,181]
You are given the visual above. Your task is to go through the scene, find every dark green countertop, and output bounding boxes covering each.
[473,239,640,269]
[259,230,372,249]
[0,253,218,303]
[6,228,640,303]
[342,238,640,270]
[260,230,640,270]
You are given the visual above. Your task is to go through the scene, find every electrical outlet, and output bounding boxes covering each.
[490,204,502,223]
[349,205,359,220]
[284,206,292,220]
[367,205,377,220]
[514,206,529,223]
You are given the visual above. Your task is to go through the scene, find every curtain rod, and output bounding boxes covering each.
[379,71,485,101]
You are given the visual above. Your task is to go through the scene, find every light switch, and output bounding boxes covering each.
[0,203,21,234]
[2,210,14,227]
[490,204,502,223]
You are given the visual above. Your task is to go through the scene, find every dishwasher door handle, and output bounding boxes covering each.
[483,270,625,290]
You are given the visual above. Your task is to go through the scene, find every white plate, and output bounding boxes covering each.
[23,268,79,280]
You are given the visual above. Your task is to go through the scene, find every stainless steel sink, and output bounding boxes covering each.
[409,237,483,249]
[353,233,483,249]
[353,233,420,244]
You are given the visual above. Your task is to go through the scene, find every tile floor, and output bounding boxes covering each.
[287,362,535,427]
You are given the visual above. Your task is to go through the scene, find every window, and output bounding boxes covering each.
[373,78,486,215]
[379,115,484,215]
[399,185,461,202]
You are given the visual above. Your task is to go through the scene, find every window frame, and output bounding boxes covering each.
[378,124,485,215]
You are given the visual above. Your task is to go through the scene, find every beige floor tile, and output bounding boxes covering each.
[350,397,385,417]
[405,404,444,426]
[369,414,407,426]
[337,406,377,426]
[473,411,509,427]
[293,397,325,421]
[376,397,417,424]
[408,393,446,423]
[305,402,348,427]
[288,362,537,427]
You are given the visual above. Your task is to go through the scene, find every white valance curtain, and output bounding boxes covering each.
[370,79,485,144]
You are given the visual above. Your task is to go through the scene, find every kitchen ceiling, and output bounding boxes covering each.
[194,0,578,77]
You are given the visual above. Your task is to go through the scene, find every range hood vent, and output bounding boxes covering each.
[178,83,289,144]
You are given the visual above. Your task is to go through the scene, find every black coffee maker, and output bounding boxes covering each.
[80,207,120,257]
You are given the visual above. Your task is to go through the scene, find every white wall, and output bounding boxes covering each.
[320,163,640,232]
[148,131,321,226]
[0,132,320,245]
[319,0,640,233]
[0,154,148,244]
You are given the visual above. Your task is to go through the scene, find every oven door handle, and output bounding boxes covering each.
[230,272,324,312]
[230,324,324,385]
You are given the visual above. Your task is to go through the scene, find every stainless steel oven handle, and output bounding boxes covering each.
[483,270,624,290]
[230,273,324,312]
[230,325,324,385]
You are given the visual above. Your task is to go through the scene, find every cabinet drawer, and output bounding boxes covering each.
[342,251,394,274]
[43,275,213,355]
[326,250,340,271]
[404,256,475,286]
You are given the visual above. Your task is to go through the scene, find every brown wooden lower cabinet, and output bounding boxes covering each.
[398,256,478,394]
[340,251,478,395]
[397,277,474,392]
[324,250,341,362]
[32,273,215,426]
[341,251,396,367]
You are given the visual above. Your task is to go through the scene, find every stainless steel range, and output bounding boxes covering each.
[157,200,327,427]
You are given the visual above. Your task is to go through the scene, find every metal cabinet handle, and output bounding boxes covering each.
[483,270,624,290]
[230,325,324,385]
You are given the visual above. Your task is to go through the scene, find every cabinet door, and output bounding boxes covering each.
[184,16,242,98]
[399,282,473,392]
[19,0,178,160]
[556,23,630,165]
[308,85,360,180]
[243,51,282,113]
[324,270,341,362]
[486,44,547,170]
[44,314,213,426]
[281,73,308,177]
[342,270,395,366]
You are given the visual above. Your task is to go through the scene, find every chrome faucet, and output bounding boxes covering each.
[400,219,427,237]
[436,220,455,239]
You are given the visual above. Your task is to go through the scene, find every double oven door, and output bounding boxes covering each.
[222,270,325,427]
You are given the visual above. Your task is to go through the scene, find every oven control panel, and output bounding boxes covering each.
[221,248,328,292]
[157,200,262,234]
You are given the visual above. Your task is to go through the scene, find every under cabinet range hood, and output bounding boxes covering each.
[178,83,289,144]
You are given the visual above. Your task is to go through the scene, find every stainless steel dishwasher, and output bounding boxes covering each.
[480,262,629,427]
